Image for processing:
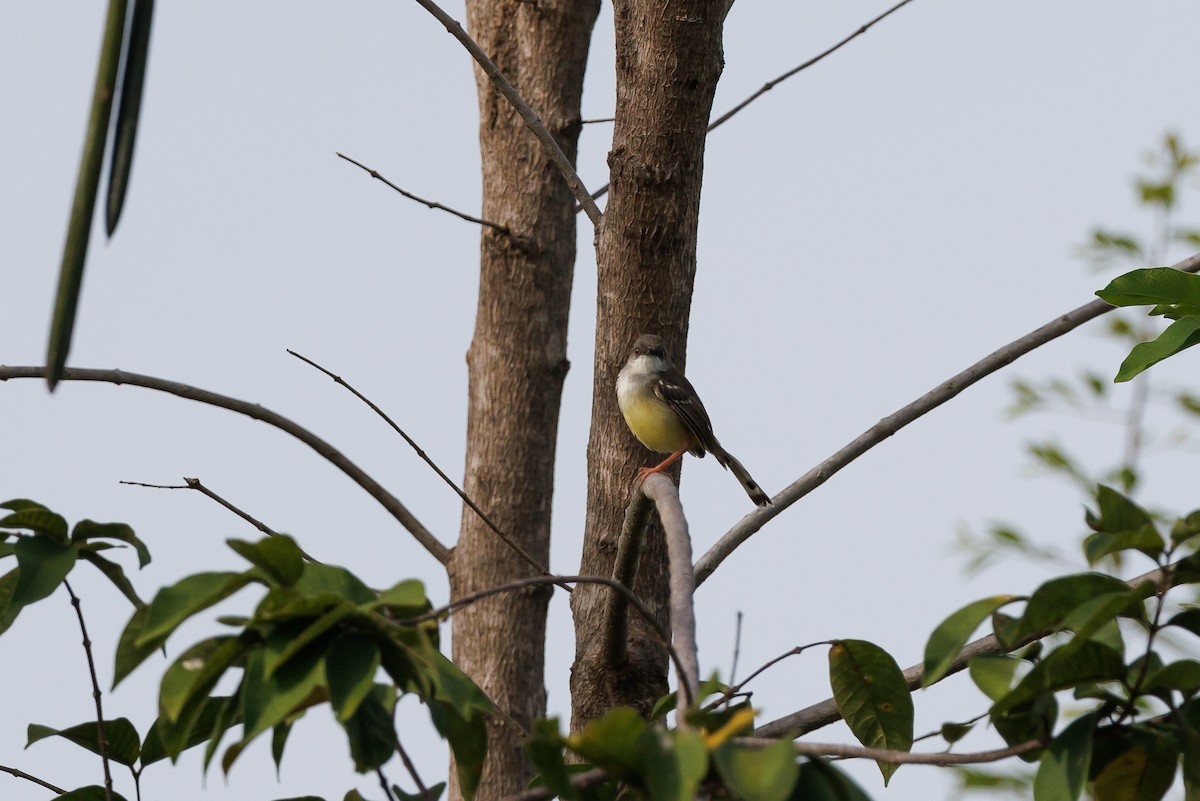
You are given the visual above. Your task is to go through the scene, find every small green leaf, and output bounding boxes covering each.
[272,722,292,775]
[1013,573,1133,642]
[1093,732,1176,801]
[228,536,304,587]
[373,579,429,614]
[114,606,166,687]
[27,718,142,767]
[0,509,69,541]
[567,707,647,779]
[140,694,241,766]
[1167,609,1200,638]
[993,695,1056,756]
[56,787,131,801]
[240,642,326,746]
[12,536,78,607]
[1170,511,1200,545]
[1083,527,1164,565]
[1142,660,1200,696]
[342,686,397,772]
[265,603,356,679]
[0,499,50,513]
[790,758,873,801]
[828,639,913,784]
[72,520,150,567]
[1097,267,1200,312]
[139,572,255,645]
[638,727,708,801]
[712,739,797,801]
[995,641,1127,715]
[1114,316,1200,382]
[79,548,144,608]
[940,721,975,745]
[159,636,248,723]
[292,563,376,605]
[527,719,576,801]
[326,635,381,722]
[1033,712,1097,801]
[923,595,1018,687]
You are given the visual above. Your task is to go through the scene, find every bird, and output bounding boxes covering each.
[616,334,771,506]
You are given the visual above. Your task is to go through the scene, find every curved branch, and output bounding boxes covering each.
[409,0,602,225]
[741,735,1043,765]
[756,563,1173,739]
[696,251,1200,585]
[642,474,700,712]
[602,488,653,668]
[0,365,450,564]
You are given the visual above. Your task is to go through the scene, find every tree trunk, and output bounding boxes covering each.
[448,3,599,800]
[571,0,729,729]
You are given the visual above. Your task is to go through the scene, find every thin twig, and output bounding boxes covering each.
[602,489,653,668]
[708,0,918,134]
[580,117,614,124]
[707,642,830,712]
[409,0,602,225]
[0,764,67,795]
[729,611,744,687]
[393,735,430,800]
[286,349,567,589]
[65,581,114,801]
[119,477,324,564]
[401,573,691,705]
[0,365,450,564]
[642,474,700,716]
[378,769,398,801]
[577,0,918,210]
[755,562,1174,738]
[498,767,609,801]
[336,152,512,236]
[738,735,1045,765]
[695,251,1200,586]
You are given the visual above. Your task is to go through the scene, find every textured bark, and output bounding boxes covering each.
[448,2,599,800]
[570,0,728,729]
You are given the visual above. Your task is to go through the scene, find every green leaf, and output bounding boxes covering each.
[293,563,376,605]
[160,635,248,723]
[272,722,292,775]
[27,718,142,767]
[1083,527,1164,565]
[1013,573,1133,641]
[56,787,131,801]
[638,727,708,801]
[923,595,1018,687]
[140,694,240,766]
[790,758,873,801]
[393,783,446,801]
[228,536,304,587]
[105,0,154,235]
[941,721,975,745]
[828,639,913,784]
[712,739,797,801]
[1097,267,1200,312]
[72,519,150,567]
[567,707,647,779]
[13,536,78,607]
[113,605,166,687]
[1171,511,1200,545]
[527,719,576,801]
[429,698,488,801]
[265,603,356,679]
[1142,660,1200,696]
[240,641,326,747]
[79,548,144,608]
[342,686,396,772]
[993,695,1056,756]
[1092,731,1176,801]
[326,635,381,722]
[1114,316,1200,382]
[0,509,69,541]
[1167,608,1200,638]
[1033,712,1098,801]
[139,572,255,645]
[0,499,50,513]
[970,656,1022,703]
[1086,486,1154,533]
[995,641,1127,715]
[0,568,21,635]
[373,579,430,615]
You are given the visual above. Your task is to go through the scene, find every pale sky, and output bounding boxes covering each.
[4,2,1200,799]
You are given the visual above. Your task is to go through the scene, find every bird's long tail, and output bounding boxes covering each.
[710,444,771,507]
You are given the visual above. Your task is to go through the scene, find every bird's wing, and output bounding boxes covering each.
[653,368,717,456]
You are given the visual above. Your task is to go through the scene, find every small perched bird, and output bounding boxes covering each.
[616,334,771,507]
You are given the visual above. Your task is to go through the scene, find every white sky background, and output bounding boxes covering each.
[3,1,1200,799]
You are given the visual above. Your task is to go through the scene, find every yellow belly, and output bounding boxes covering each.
[619,392,693,454]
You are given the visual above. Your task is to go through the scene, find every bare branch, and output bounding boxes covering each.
[577,0,919,211]
[393,735,431,801]
[708,0,918,134]
[336,152,513,236]
[696,251,1200,585]
[402,573,691,704]
[740,735,1044,765]
[64,581,114,801]
[602,488,653,668]
[756,562,1174,739]
[120,477,324,564]
[642,473,700,713]
[286,349,567,588]
[0,365,450,564]
[409,0,602,225]
[0,764,67,795]
[580,117,614,125]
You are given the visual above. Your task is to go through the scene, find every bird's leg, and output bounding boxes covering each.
[636,449,686,482]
